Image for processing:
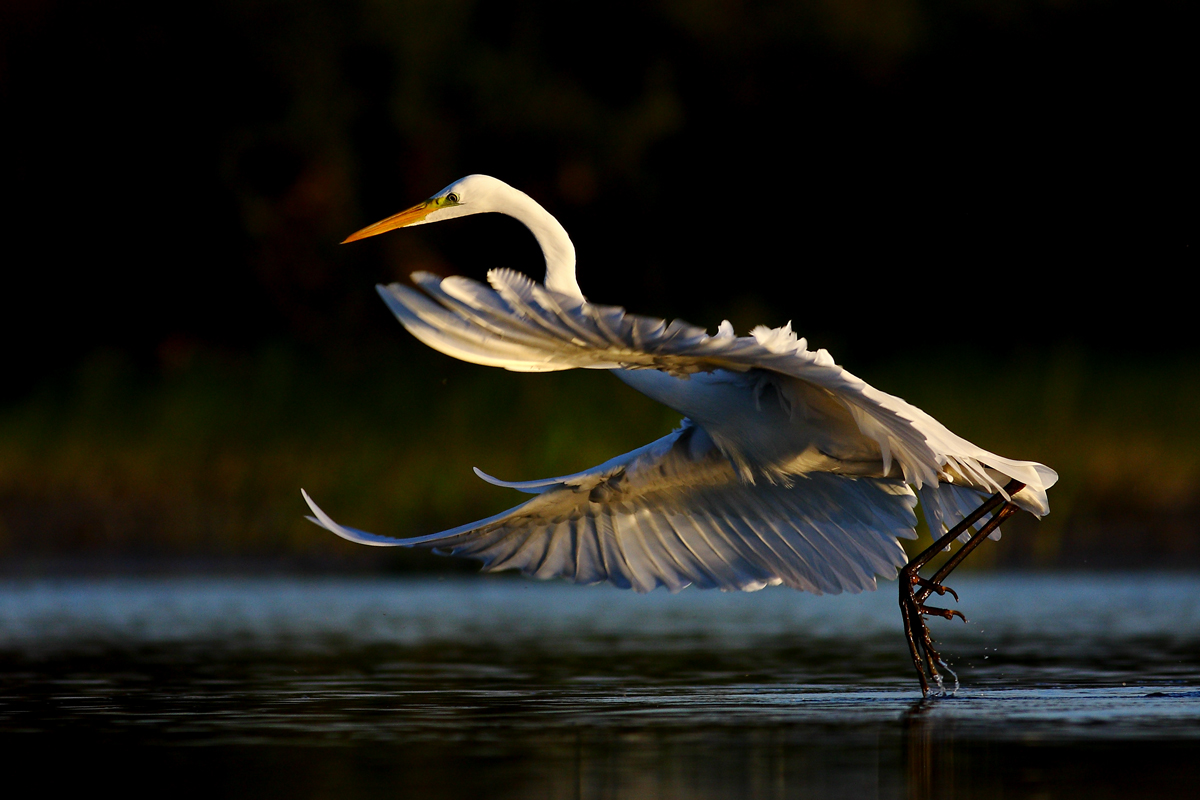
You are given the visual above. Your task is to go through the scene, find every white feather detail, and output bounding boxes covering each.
[304,425,919,595]
[375,272,1058,515]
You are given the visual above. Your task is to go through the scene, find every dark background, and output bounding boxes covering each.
[4,0,1192,381]
[0,0,1194,567]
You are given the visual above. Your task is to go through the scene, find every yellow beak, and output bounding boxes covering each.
[341,200,434,244]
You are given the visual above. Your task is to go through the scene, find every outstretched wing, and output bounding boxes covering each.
[304,424,919,595]
[378,270,1058,517]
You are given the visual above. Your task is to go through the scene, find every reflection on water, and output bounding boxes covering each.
[2,574,1199,798]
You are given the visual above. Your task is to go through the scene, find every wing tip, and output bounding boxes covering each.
[473,466,505,486]
[300,488,407,547]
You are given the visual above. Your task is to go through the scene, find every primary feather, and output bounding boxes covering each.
[305,423,918,594]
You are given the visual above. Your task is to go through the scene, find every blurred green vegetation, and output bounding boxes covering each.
[0,343,678,566]
[2,342,1196,570]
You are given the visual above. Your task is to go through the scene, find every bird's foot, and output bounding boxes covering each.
[910,575,966,621]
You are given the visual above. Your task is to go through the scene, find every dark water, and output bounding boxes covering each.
[3,574,1199,798]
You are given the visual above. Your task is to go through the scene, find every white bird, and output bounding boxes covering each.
[304,174,1057,693]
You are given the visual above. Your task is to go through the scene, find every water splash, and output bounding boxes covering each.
[938,658,960,696]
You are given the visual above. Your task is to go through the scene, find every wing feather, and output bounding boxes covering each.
[345,266,1056,594]
[645,506,718,591]
[688,504,781,591]
[918,482,1003,543]
[376,271,1058,513]
[304,425,918,595]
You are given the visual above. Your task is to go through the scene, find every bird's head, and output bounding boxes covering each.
[341,174,513,244]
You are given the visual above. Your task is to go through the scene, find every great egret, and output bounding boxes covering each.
[305,174,1057,694]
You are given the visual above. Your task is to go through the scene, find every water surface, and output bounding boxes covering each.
[2,573,1198,798]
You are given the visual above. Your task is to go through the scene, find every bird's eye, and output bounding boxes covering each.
[446,192,460,204]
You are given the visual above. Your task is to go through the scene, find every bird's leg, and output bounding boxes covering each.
[905,502,1019,691]
[916,502,1020,605]
[899,480,1025,694]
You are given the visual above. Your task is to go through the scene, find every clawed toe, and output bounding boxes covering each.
[920,605,967,622]
[914,577,959,603]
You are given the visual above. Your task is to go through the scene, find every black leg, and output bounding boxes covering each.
[899,480,1025,694]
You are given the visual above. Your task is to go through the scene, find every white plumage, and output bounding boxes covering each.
[305,174,1057,597]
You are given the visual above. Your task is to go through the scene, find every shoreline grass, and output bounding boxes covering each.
[2,344,1196,571]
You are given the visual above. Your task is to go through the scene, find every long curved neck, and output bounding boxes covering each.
[497,189,583,300]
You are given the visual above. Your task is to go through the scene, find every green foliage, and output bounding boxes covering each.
[2,345,1197,568]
